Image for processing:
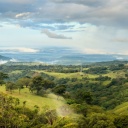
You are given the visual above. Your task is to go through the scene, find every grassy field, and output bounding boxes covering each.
[0,85,69,115]
[8,70,22,74]
[34,70,99,80]
[112,102,128,115]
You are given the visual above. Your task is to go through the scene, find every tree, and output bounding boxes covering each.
[29,76,54,96]
[15,78,24,94]
[42,79,55,89]
[30,76,43,94]
[0,93,28,127]
[73,89,93,104]
[0,72,8,85]
[6,82,16,93]
[21,77,31,88]
[114,115,128,128]
[52,85,66,96]
[86,113,115,128]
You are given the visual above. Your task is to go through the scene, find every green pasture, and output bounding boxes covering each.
[112,102,128,115]
[0,86,67,113]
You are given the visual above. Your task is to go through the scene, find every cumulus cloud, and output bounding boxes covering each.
[41,29,72,39]
[0,0,128,30]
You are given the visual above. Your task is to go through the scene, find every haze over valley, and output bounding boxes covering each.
[1,47,128,65]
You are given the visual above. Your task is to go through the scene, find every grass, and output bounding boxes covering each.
[0,86,67,113]
[8,70,22,74]
[35,70,85,79]
[111,102,128,115]
[104,70,126,78]
[34,70,99,80]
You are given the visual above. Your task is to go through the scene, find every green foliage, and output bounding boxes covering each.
[86,113,115,128]
[0,93,28,127]
[114,115,128,128]
[1,61,128,127]
[15,78,25,94]
[53,85,66,95]
[95,75,111,81]
[29,75,55,96]
[72,89,93,104]
[0,92,80,128]
[84,66,108,74]
[71,103,88,116]
[6,81,17,92]
[0,72,8,85]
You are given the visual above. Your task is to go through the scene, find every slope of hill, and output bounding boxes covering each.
[112,102,128,115]
[0,55,11,60]
[0,85,73,117]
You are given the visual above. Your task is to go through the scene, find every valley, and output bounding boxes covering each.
[0,61,128,127]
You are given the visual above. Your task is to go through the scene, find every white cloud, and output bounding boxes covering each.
[15,12,31,18]
[41,29,72,39]
[0,0,127,28]
[83,48,107,54]
[15,47,39,53]
[0,0,128,55]
[0,47,39,53]
[0,60,8,65]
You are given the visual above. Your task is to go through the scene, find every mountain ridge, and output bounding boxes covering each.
[0,55,11,60]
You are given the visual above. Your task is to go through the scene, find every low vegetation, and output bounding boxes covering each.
[0,60,128,127]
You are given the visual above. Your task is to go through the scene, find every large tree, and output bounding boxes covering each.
[29,76,54,95]
[0,72,8,85]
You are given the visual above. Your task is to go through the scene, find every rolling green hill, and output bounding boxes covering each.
[1,61,128,127]
[0,85,74,117]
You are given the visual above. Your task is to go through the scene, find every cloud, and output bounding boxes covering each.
[0,0,128,55]
[0,47,39,53]
[15,12,31,18]
[0,0,39,4]
[41,29,72,39]
[119,51,128,55]
[0,0,128,30]
[50,0,103,7]
[83,48,107,54]
[14,47,39,53]
[112,38,128,43]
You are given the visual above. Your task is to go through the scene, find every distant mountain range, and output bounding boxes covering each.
[0,55,11,65]
[0,47,128,65]
[0,55,11,60]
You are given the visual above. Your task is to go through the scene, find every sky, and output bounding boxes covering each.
[0,0,128,54]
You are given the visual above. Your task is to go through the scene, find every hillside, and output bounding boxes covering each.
[0,85,74,116]
[112,102,128,115]
[0,55,11,60]
[0,61,128,127]
[1,47,128,65]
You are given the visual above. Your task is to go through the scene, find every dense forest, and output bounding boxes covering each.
[0,61,128,128]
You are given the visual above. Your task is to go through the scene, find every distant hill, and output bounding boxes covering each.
[1,47,128,64]
[0,55,11,60]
